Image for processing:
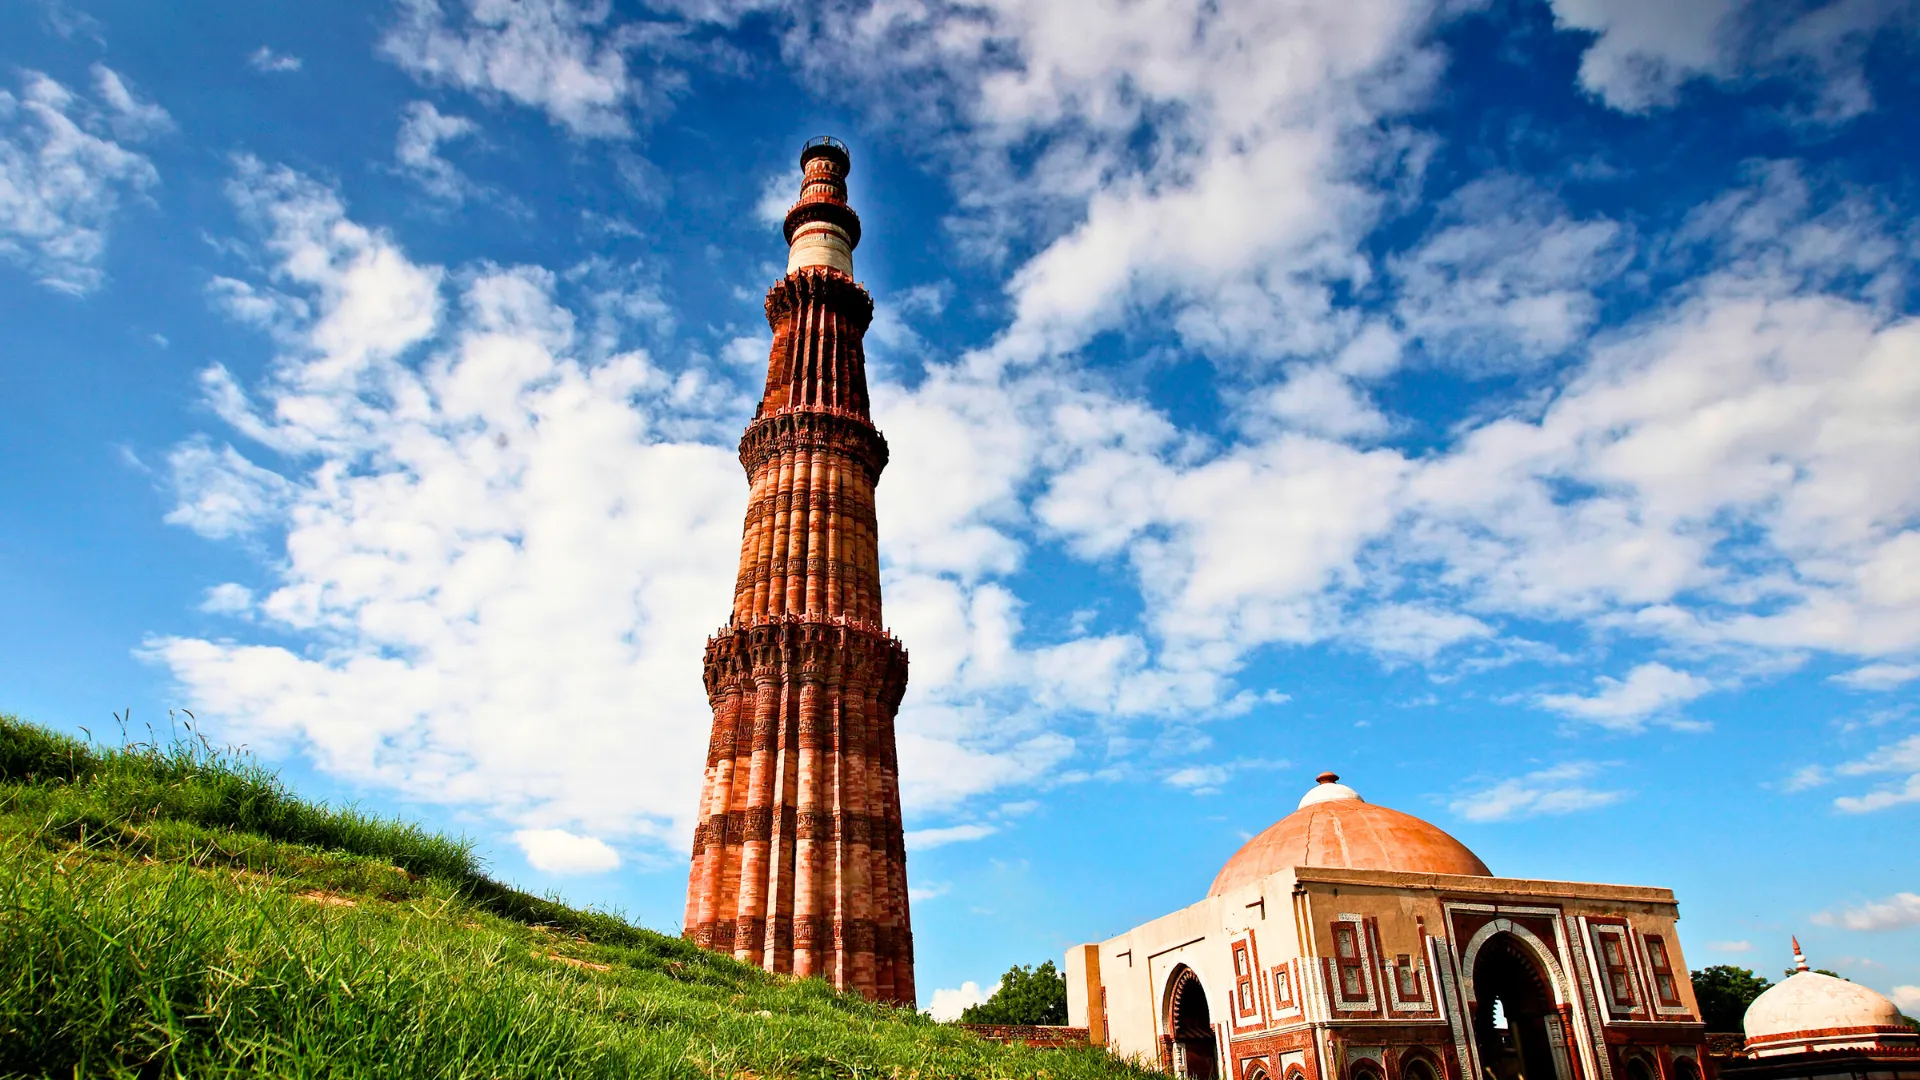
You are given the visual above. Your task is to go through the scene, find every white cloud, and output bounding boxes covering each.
[1829,735,1920,813]
[1547,0,1910,119]
[164,439,296,539]
[1784,764,1830,792]
[38,0,104,42]
[1257,365,1392,440]
[248,46,303,73]
[766,1,1920,737]
[1893,985,1920,1012]
[395,101,481,202]
[1039,425,1407,659]
[1450,762,1627,822]
[788,0,1449,367]
[1399,174,1920,656]
[803,165,1919,738]
[0,67,165,293]
[903,824,998,851]
[926,979,999,1022]
[1164,758,1284,796]
[872,372,1033,580]
[1834,776,1920,813]
[151,155,1127,852]
[1832,663,1920,691]
[775,50,1920,856]
[909,880,952,902]
[898,724,1074,816]
[1548,0,1743,111]
[89,66,173,141]
[512,827,622,874]
[1707,940,1753,953]
[753,162,800,226]
[140,5,1920,874]
[1812,891,1920,932]
[199,583,255,615]
[572,256,675,350]
[1676,160,1904,304]
[1391,175,1627,370]
[829,159,1920,744]
[152,165,1222,853]
[226,161,446,391]
[150,164,751,845]
[1165,764,1230,792]
[1535,664,1713,730]
[1354,604,1494,663]
[863,370,1277,782]
[380,0,667,137]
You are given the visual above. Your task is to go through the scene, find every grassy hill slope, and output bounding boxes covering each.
[0,714,1157,1079]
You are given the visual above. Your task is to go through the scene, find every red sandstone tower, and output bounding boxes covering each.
[684,138,914,1006]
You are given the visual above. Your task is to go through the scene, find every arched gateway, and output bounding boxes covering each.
[1470,932,1571,1080]
[1166,965,1218,1079]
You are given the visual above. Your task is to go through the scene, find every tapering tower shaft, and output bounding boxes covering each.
[685,138,914,1007]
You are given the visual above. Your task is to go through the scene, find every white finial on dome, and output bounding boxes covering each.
[1791,936,1809,973]
[1298,771,1364,809]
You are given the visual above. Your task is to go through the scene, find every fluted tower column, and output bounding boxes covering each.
[685,137,914,1007]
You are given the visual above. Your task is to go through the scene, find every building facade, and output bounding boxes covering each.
[683,138,915,1006]
[1068,774,1707,1080]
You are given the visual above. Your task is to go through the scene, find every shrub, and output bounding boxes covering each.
[960,960,1070,1025]
[1691,965,1772,1032]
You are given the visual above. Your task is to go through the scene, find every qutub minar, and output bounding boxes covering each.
[683,138,915,1007]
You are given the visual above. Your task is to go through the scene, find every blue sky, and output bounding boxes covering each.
[3,0,1919,1019]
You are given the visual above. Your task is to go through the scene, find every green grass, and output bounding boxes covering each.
[0,713,1161,1079]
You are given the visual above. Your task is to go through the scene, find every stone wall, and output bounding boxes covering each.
[957,1024,1092,1049]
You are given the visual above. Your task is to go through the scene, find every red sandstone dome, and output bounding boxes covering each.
[1209,772,1491,896]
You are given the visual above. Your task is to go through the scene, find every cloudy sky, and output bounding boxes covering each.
[4,0,1918,1017]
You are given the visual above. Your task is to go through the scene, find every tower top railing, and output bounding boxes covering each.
[801,135,850,171]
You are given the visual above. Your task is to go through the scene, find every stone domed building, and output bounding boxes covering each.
[1718,940,1918,1080]
[1065,773,1710,1080]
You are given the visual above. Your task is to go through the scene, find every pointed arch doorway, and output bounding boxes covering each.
[1165,965,1218,1079]
[1470,933,1572,1080]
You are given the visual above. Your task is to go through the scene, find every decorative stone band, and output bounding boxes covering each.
[736,553,877,581]
[739,475,877,520]
[691,808,903,854]
[1747,1025,1920,1050]
[704,609,905,647]
[738,408,890,487]
[700,617,909,719]
[765,266,873,331]
[734,556,877,612]
[782,197,862,250]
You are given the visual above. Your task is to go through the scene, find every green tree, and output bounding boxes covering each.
[1692,966,1772,1032]
[959,961,1069,1025]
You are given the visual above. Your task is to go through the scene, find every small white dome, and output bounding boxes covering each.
[1298,771,1364,809]
[1744,970,1911,1057]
